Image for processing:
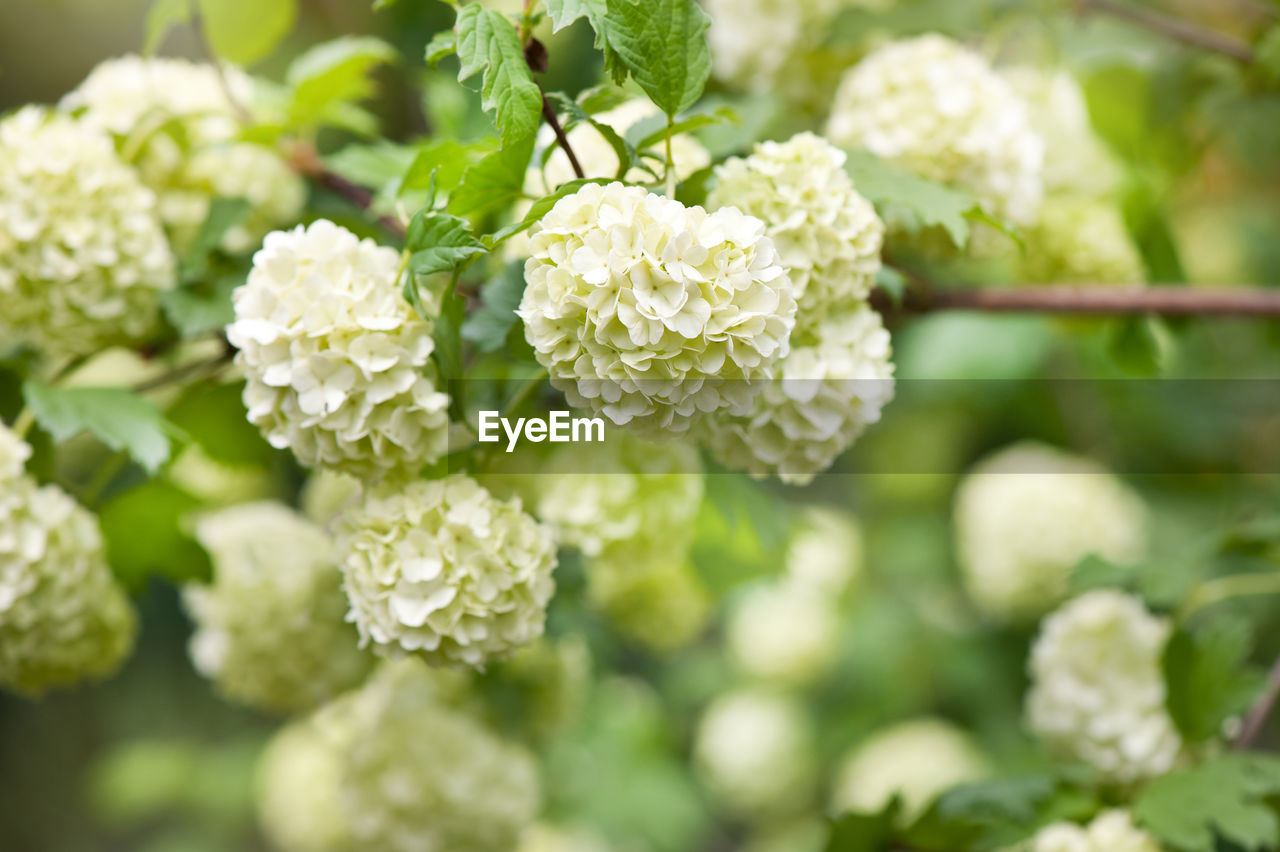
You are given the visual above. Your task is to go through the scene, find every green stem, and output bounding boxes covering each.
[664,116,676,197]
[78,451,129,508]
[1177,572,1280,623]
[11,408,35,440]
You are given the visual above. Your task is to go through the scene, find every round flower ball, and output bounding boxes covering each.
[227,219,451,479]
[826,34,1044,224]
[183,502,373,713]
[1026,809,1164,852]
[727,579,840,685]
[954,443,1148,622]
[702,306,894,484]
[1023,195,1145,285]
[830,718,989,822]
[518,182,796,436]
[785,505,864,595]
[708,132,884,330]
[534,433,704,557]
[0,424,137,694]
[1026,589,1182,784]
[694,689,815,818]
[0,106,175,360]
[337,475,557,668]
[585,549,711,652]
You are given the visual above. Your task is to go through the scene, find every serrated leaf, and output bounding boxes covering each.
[454,5,543,145]
[144,0,191,54]
[286,36,395,131]
[23,382,180,474]
[462,262,526,353]
[603,0,712,116]
[633,105,736,151]
[905,775,1098,851]
[842,150,981,247]
[425,29,457,67]
[448,135,535,219]
[1135,754,1280,852]
[1164,618,1265,743]
[825,801,900,852]
[179,197,251,281]
[197,0,295,66]
[546,0,626,83]
[405,210,487,282]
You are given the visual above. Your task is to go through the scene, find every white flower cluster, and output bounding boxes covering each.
[727,580,840,685]
[519,182,796,436]
[785,505,864,594]
[257,661,541,852]
[337,475,557,668]
[228,220,451,478]
[694,689,815,817]
[1026,590,1182,784]
[0,423,136,694]
[704,0,843,94]
[827,35,1044,224]
[954,443,1148,622]
[830,718,989,822]
[518,824,614,852]
[708,133,884,326]
[183,502,373,713]
[702,306,894,484]
[0,107,174,360]
[1025,810,1164,852]
[62,55,304,252]
[1022,196,1145,284]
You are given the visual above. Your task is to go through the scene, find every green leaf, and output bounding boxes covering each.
[286,36,396,131]
[1109,315,1171,377]
[166,381,276,467]
[602,0,712,116]
[23,382,180,474]
[905,775,1098,851]
[98,480,211,590]
[895,314,1053,381]
[448,135,535,219]
[691,472,789,595]
[433,279,467,385]
[842,150,981,247]
[160,276,240,339]
[485,177,612,247]
[633,105,736,152]
[462,262,526,353]
[179,197,251,281]
[454,4,543,145]
[875,266,908,308]
[143,0,191,54]
[406,210,487,282]
[1164,618,1265,743]
[546,0,626,83]
[425,29,457,67]
[324,141,417,192]
[1134,754,1280,852]
[825,801,900,852]
[196,0,296,66]
[1069,554,1203,612]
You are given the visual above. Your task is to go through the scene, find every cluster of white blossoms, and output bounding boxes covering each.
[0,107,175,360]
[785,505,864,594]
[0,424,136,694]
[257,661,541,852]
[1023,196,1145,284]
[336,475,557,668]
[62,55,304,252]
[1024,810,1163,852]
[954,443,1148,622]
[704,0,844,95]
[227,220,451,478]
[702,306,895,483]
[830,718,989,822]
[727,579,840,685]
[826,35,1044,224]
[1026,590,1182,784]
[183,502,373,713]
[694,689,815,817]
[708,133,883,326]
[519,182,796,435]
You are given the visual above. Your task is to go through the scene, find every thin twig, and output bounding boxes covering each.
[876,284,1280,316]
[1236,654,1280,749]
[1074,0,1256,63]
[132,346,235,394]
[540,93,586,180]
[188,1,255,125]
[288,144,409,238]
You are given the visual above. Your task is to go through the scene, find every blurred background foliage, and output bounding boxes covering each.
[1,0,1279,850]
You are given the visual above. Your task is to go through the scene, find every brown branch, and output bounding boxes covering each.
[540,93,586,180]
[1235,654,1280,749]
[1074,0,1256,63]
[288,144,408,238]
[877,284,1280,317]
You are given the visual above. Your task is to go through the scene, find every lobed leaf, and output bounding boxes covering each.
[23,382,181,474]
[602,0,712,116]
[454,5,543,145]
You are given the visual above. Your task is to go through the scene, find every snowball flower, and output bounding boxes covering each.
[533,433,704,557]
[337,475,556,668]
[183,502,373,713]
[1025,810,1164,852]
[0,424,136,694]
[708,132,884,329]
[0,107,174,359]
[227,220,451,478]
[1023,196,1145,284]
[585,549,710,652]
[695,689,815,817]
[830,718,989,822]
[1026,590,1182,784]
[826,35,1044,224]
[702,306,894,484]
[727,579,840,684]
[519,182,796,435]
[785,505,864,595]
[954,443,1148,622]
